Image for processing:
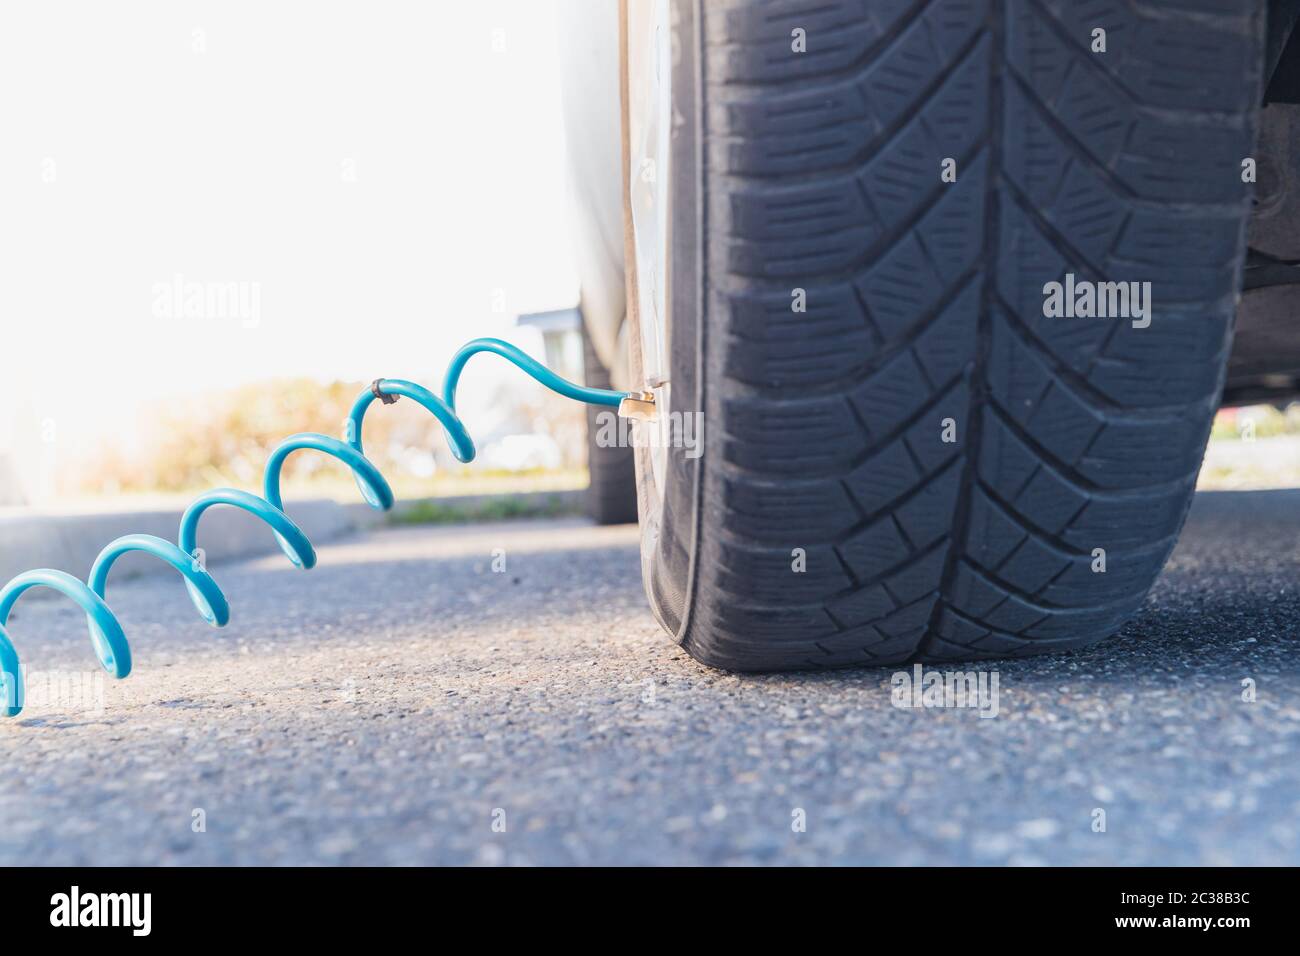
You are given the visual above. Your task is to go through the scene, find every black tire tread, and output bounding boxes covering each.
[674,0,1263,669]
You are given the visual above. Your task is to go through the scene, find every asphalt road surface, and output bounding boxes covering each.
[2,489,1299,866]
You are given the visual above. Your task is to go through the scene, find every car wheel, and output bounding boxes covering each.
[622,0,1267,669]
[582,318,639,525]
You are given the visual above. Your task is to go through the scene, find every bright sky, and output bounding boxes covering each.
[0,1,580,500]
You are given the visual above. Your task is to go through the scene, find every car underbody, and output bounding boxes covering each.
[1228,0,1300,405]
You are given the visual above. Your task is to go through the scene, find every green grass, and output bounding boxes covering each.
[387,493,583,526]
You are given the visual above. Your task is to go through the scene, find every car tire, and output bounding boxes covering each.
[582,318,639,525]
[624,0,1267,670]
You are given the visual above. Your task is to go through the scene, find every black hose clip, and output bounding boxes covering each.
[371,379,399,405]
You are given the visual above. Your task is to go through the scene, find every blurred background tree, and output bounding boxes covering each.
[67,377,586,500]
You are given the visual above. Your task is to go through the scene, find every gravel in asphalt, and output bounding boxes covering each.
[1,489,1298,865]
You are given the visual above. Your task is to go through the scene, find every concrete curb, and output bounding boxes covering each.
[0,490,589,593]
[0,499,356,588]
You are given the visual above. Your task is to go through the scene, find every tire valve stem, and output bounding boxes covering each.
[618,390,658,423]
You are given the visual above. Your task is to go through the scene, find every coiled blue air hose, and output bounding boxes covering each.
[0,338,631,717]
